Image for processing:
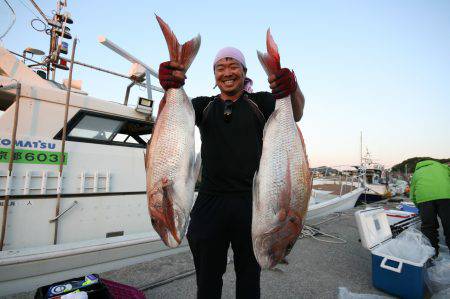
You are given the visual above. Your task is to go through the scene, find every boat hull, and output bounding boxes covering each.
[307,187,364,220]
[0,232,188,296]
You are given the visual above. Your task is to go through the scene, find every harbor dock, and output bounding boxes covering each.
[6,199,420,299]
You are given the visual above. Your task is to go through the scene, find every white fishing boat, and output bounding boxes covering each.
[355,149,391,203]
[0,1,191,296]
[307,176,364,220]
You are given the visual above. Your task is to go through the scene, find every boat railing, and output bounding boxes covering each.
[7,48,164,108]
[312,173,364,199]
[339,173,364,197]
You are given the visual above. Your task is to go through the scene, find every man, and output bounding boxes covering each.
[410,160,450,257]
[158,47,305,298]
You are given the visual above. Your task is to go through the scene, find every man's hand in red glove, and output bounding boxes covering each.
[268,68,297,100]
[158,61,186,91]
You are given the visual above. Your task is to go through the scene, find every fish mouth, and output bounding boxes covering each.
[254,210,303,269]
[150,206,183,247]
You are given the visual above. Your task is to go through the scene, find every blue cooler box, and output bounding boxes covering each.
[355,208,430,299]
[371,246,429,299]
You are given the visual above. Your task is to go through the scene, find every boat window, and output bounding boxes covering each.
[68,115,123,140]
[54,110,153,148]
[0,90,16,111]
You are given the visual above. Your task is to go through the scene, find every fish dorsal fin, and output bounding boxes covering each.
[155,15,201,71]
[144,144,150,170]
[193,152,202,180]
[252,170,261,210]
[296,123,310,169]
[257,29,281,77]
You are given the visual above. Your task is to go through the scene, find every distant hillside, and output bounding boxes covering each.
[311,166,339,175]
[391,157,450,174]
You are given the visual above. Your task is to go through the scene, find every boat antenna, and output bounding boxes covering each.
[27,0,51,23]
[360,131,362,166]
[0,0,16,40]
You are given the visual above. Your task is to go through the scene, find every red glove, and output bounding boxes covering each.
[158,61,186,90]
[269,68,297,100]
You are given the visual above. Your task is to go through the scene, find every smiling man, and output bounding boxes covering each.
[158,47,305,299]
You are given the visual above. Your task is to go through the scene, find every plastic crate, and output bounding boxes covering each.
[101,278,146,299]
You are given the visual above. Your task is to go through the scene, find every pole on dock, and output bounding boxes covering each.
[0,83,21,251]
[53,37,77,245]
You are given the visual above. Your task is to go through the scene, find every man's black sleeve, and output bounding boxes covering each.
[191,96,212,126]
[251,91,275,121]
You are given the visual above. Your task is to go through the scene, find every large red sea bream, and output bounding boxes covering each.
[145,16,201,248]
[252,29,312,269]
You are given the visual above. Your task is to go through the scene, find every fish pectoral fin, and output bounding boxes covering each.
[161,180,181,245]
[149,205,165,222]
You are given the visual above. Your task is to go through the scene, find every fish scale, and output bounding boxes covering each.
[149,90,193,186]
[150,91,192,183]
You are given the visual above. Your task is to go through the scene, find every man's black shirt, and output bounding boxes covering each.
[192,91,275,197]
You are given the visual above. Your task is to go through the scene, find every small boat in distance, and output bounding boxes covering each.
[308,175,364,220]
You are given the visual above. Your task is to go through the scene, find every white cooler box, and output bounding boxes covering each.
[355,208,430,299]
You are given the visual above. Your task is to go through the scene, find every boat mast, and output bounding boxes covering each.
[360,131,362,166]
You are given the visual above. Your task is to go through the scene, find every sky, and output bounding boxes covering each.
[1,0,449,168]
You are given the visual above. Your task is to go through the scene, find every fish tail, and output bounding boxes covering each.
[155,15,201,71]
[257,29,281,76]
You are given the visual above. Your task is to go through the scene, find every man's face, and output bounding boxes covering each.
[214,57,246,96]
